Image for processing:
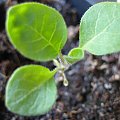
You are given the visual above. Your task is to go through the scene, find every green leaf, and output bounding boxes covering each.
[80,2,120,55]
[5,65,57,116]
[6,3,67,61]
[64,48,84,64]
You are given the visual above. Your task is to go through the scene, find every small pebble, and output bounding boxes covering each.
[0,73,5,81]
[101,103,104,107]
[63,113,68,119]
[99,112,104,117]
[104,83,112,90]
[114,74,120,79]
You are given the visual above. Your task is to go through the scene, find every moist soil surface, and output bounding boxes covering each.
[0,0,120,120]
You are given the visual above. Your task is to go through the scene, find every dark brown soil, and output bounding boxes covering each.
[0,0,120,120]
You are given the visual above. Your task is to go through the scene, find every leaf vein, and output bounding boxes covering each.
[82,17,120,48]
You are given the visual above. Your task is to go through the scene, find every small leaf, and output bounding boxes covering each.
[5,65,57,116]
[6,3,67,61]
[80,2,120,55]
[64,48,84,64]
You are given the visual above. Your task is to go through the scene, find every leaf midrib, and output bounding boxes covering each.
[81,17,120,49]
[10,78,51,106]
[24,24,58,53]
[16,12,59,54]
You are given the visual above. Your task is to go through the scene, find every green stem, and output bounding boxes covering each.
[58,52,65,65]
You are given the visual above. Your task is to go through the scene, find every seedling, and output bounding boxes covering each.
[5,2,120,116]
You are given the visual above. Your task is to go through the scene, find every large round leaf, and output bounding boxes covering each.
[80,2,120,55]
[5,65,57,116]
[6,3,67,61]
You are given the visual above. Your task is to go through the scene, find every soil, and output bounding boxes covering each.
[0,0,120,120]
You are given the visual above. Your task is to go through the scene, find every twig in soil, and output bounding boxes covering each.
[6,0,12,7]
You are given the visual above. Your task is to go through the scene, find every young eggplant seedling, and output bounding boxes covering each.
[5,2,120,116]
